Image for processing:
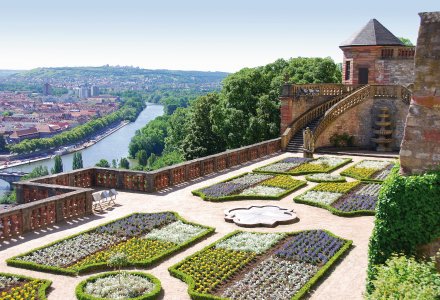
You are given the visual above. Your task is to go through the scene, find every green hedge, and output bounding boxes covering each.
[75,271,161,300]
[367,165,440,293]
[7,212,214,276]
[192,172,307,202]
[169,230,352,300]
[0,272,52,300]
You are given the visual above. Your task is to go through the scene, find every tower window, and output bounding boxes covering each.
[345,61,351,80]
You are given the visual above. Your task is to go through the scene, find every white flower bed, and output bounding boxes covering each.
[229,174,273,186]
[356,160,391,170]
[84,273,155,299]
[355,184,382,196]
[309,156,348,167]
[19,233,123,267]
[239,185,285,196]
[306,173,345,182]
[258,162,300,173]
[222,256,318,300]
[215,232,285,254]
[144,221,206,244]
[297,191,343,205]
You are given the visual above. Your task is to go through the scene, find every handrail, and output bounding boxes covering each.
[280,91,355,149]
[313,85,372,144]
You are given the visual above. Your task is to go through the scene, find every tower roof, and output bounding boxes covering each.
[340,19,404,48]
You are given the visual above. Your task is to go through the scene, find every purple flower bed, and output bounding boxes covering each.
[95,212,177,237]
[274,230,344,265]
[282,157,312,164]
[332,194,377,212]
[199,182,243,198]
[372,164,394,180]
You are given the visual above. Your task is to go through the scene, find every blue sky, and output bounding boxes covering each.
[0,0,437,72]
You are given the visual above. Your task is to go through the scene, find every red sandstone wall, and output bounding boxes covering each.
[315,98,409,149]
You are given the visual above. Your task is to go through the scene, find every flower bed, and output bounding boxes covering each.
[169,230,352,300]
[0,272,52,300]
[254,156,352,175]
[75,271,161,300]
[305,173,346,183]
[192,173,307,201]
[295,181,381,216]
[7,212,214,276]
[341,160,395,182]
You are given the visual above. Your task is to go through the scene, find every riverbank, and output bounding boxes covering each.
[0,120,130,170]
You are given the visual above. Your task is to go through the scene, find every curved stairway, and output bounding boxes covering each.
[282,84,411,153]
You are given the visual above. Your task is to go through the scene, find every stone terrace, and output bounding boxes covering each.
[0,153,397,300]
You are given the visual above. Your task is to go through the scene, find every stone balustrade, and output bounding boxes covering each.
[291,84,358,99]
[0,189,92,240]
[380,46,415,59]
[1,138,280,241]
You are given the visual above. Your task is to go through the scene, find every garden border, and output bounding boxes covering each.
[168,229,352,300]
[0,272,52,300]
[253,157,352,176]
[6,212,215,276]
[293,181,378,217]
[192,172,307,202]
[340,160,396,183]
[75,271,161,300]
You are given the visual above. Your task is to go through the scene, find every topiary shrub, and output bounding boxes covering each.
[368,254,440,300]
[367,165,440,293]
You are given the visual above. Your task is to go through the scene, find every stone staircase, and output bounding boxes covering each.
[286,117,321,152]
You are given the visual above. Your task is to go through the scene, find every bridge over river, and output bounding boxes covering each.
[0,171,28,187]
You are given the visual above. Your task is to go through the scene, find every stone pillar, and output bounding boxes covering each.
[400,12,440,174]
[280,83,293,134]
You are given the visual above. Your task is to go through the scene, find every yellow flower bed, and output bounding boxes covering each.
[1,280,43,300]
[70,238,176,270]
[261,175,304,189]
[312,181,360,193]
[341,166,377,180]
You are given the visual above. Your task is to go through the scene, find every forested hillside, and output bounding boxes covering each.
[129,57,341,170]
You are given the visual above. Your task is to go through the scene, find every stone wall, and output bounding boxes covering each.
[315,97,409,150]
[342,46,414,85]
[380,59,415,86]
[400,12,440,174]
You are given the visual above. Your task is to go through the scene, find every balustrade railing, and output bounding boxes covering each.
[0,189,92,240]
[291,84,358,99]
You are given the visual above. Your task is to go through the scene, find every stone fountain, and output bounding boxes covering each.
[371,107,393,152]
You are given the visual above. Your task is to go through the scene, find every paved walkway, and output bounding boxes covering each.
[0,153,395,300]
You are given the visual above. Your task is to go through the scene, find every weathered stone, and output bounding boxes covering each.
[400,12,440,174]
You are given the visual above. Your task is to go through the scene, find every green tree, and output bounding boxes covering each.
[181,93,226,160]
[0,134,6,153]
[95,159,110,168]
[112,159,118,168]
[72,152,83,170]
[51,155,63,174]
[21,166,49,181]
[119,157,130,169]
[137,149,148,166]
[399,37,414,46]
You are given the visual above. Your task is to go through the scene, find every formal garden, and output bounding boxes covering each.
[169,230,351,300]
[7,212,214,276]
[1,155,438,300]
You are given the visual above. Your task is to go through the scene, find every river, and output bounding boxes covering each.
[0,103,164,195]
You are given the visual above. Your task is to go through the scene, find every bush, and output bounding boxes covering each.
[367,165,440,293]
[368,254,440,300]
[329,133,354,147]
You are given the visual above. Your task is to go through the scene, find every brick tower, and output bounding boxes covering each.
[340,19,415,86]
